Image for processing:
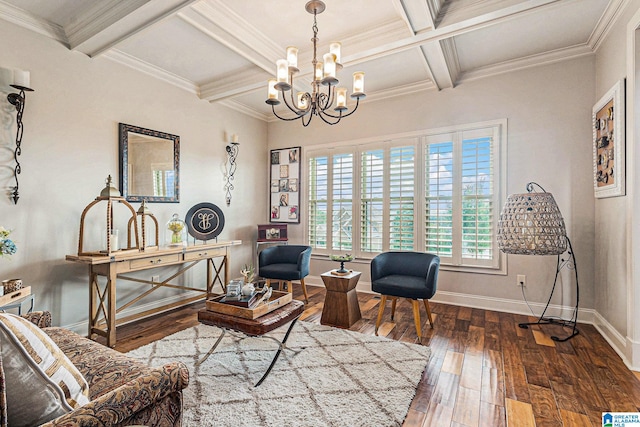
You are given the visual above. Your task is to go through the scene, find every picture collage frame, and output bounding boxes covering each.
[270,146,301,223]
[592,79,625,198]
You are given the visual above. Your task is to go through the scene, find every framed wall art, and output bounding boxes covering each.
[270,146,301,223]
[593,79,625,198]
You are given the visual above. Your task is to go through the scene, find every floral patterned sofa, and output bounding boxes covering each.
[1,312,189,427]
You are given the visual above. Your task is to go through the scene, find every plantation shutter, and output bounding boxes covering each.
[360,149,384,253]
[425,137,454,262]
[389,146,415,250]
[308,156,328,249]
[332,153,353,251]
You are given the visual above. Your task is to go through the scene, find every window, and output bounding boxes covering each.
[425,127,499,268]
[305,120,505,272]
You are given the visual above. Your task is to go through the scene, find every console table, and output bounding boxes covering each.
[66,240,241,347]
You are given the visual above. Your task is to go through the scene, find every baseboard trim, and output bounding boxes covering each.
[63,291,203,337]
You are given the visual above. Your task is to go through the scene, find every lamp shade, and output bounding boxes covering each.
[497,191,567,255]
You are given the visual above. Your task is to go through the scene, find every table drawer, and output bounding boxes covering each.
[129,254,181,270]
[184,249,225,261]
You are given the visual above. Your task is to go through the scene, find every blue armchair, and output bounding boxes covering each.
[371,251,440,343]
[258,245,312,303]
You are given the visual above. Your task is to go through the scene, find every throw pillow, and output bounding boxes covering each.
[0,313,90,426]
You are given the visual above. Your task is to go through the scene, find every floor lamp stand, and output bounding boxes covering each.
[518,237,579,342]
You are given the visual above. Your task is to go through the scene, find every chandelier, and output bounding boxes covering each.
[265,0,366,127]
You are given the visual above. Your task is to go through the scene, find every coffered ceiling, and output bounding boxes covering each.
[0,0,624,121]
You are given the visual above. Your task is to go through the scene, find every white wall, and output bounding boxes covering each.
[268,55,596,313]
[0,21,267,328]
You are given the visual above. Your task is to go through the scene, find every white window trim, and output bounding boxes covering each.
[303,119,508,275]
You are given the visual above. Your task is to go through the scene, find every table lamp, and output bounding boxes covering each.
[497,182,579,341]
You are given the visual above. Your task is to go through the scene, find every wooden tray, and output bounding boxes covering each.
[0,286,31,307]
[205,291,293,320]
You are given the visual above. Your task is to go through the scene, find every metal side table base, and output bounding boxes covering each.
[196,316,301,387]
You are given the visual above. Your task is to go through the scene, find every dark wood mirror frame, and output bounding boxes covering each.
[119,123,180,203]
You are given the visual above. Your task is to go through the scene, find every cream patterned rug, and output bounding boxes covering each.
[128,321,430,426]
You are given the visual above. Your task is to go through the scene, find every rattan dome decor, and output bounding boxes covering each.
[497,188,567,255]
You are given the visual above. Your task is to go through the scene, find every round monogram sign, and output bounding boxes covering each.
[185,202,225,241]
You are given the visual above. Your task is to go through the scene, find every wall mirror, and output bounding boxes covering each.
[119,123,180,203]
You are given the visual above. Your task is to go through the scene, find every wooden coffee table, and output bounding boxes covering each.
[197,299,304,386]
[320,270,362,328]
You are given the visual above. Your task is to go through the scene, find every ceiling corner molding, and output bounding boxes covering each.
[68,0,197,57]
[103,49,199,95]
[458,43,593,84]
[65,0,149,50]
[440,37,461,87]
[367,80,436,104]
[179,2,280,73]
[588,0,631,51]
[217,99,269,122]
[199,69,269,102]
[0,1,68,46]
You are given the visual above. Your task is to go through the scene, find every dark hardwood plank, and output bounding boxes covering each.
[107,286,640,427]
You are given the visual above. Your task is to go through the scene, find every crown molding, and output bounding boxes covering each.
[0,0,68,45]
[458,43,593,84]
[103,49,199,94]
[218,99,270,122]
[588,0,631,51]
[199,69,269,102]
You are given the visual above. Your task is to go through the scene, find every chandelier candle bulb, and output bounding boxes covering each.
[335,87,347,110]
[276,59,288,82]
[314,62,323,81]
[330,42,341,64]
[352,72,365,96]
[323,53,337,81]
[286,46,299,71]
[267,79,279,103]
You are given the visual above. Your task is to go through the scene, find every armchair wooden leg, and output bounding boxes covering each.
[300,278,309,304]
[375,295,387,336]
[286,281,292,293]
[391,297,397,320]
[423,299,434,328]
[266,279,271,288]
[411,299,422,344]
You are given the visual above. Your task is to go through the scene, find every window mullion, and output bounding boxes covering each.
[416,137,425,252]
[382,146,391,251]
[353,148,362,257]
[451,132,463,266]
[326,153,334,251]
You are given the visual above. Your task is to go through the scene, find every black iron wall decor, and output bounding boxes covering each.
[7,82,34,204]
[224,134,239,206]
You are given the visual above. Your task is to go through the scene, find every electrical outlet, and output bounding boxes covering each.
[517,274,526,287]
[151,275,160,283]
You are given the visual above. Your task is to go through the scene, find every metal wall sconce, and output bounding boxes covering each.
[6,70,34,204]
[224,134,239,206]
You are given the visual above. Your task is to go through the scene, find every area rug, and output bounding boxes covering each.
[128,321,430,426]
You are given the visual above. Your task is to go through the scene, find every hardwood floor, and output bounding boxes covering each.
[112,286,640,427]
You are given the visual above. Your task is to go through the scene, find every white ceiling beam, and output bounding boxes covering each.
[67,0,198,57]
[343,0,561,65]
[181,0,282,74]
[0,0,68,45]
